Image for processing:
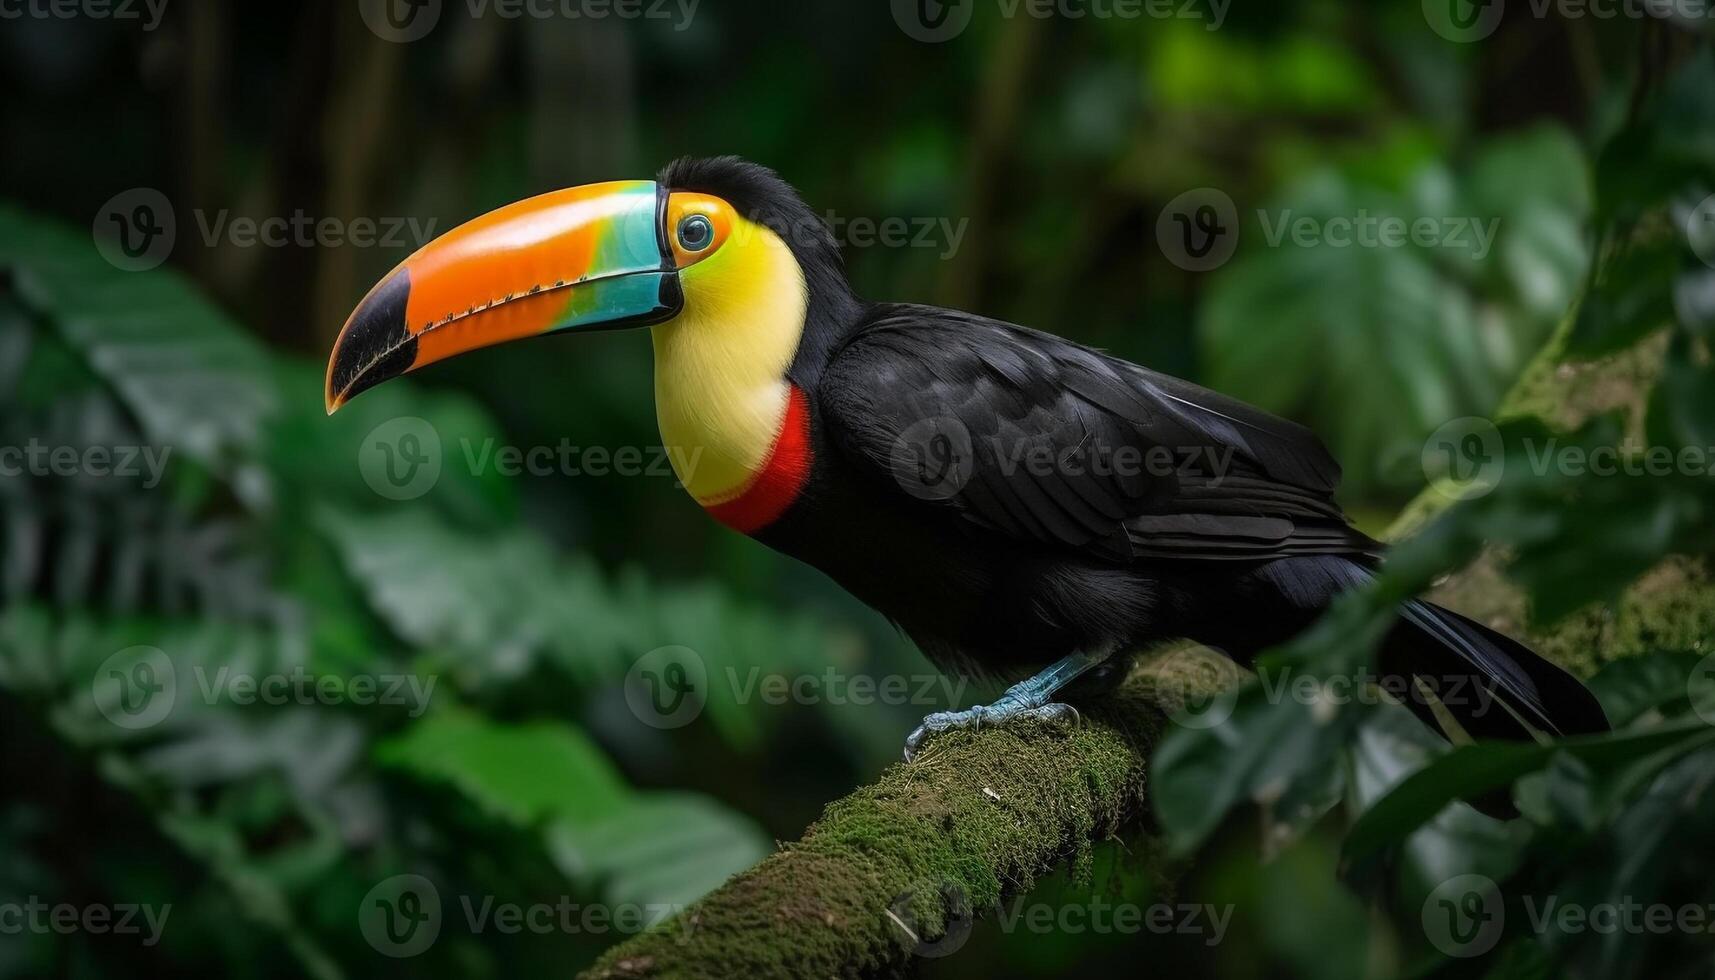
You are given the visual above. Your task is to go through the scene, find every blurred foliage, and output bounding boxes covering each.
[1153,49,1715,980]
[1202,126,1591,494]
[0,2,1712,978]
[0,206,860,977]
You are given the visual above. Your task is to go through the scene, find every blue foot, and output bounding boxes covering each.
[902,695,1080,761]
[903,651,1110,761]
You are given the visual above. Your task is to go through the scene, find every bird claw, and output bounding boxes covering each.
[902,699,1082,761]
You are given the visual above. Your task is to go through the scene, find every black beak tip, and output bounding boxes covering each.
[327,269,418,413]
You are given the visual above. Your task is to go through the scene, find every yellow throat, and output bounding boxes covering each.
[650,215,808,505]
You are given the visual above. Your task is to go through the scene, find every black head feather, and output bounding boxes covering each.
[658,156,864,381]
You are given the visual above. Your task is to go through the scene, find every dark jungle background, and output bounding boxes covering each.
[3,1,1714,978]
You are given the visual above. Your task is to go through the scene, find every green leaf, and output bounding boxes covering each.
[1592,50,1715,226]
[1343,721,1715,864]
[1585,651,1704,728]
[0,206,280,489]
[383,712,769,909]
[1152,678,1362,855]
[1566,237,1680,356]
[1345,706,1525,912]
[319,505,835,747]
[376,710,630,826]
[547,794,771,909]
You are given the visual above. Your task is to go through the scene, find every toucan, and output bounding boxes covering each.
[326,156,1608,763]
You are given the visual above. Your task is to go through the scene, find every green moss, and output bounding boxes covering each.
[1392,299,1712,679]
[580,686,1163,979]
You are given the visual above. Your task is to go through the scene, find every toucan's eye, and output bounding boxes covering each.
[677,214,715,252]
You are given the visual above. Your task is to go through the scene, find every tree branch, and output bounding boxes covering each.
[581,672,1174,979]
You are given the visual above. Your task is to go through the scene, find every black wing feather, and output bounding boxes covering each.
[819,305,1377,563]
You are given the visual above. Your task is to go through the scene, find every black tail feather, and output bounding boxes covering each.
[1384,599,1610,743]
[1378,601,1608,819]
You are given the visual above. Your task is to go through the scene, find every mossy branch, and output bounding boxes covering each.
[581,675,1175,980]
[584,303,1715,980]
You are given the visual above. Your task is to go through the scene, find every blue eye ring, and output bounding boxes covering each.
[677,214,715,252]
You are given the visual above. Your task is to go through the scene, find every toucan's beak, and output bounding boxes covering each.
[325,179,679,413]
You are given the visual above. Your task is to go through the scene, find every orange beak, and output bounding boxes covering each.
[325,179,680,413]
